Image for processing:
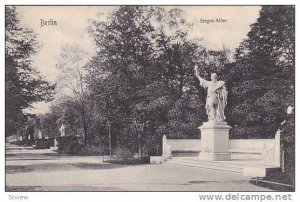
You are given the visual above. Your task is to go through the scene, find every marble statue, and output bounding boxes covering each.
[194,65,228,122]
[38,130,43,139]
[59,124,65,137]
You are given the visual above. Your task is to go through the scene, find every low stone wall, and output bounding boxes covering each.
[229,139,275,153]
[167,139,201,152]
[162,132,280,165]
[152,137,201,164]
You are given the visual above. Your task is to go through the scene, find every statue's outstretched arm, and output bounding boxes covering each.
[194,65,209,88]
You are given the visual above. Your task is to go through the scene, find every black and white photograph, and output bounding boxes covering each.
[4,4,295,195]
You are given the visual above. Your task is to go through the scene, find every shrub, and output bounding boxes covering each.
[35,139,54,149]
[280,110,295,186]
[77,145,107,156]
[108,156,150,165]
[13,141,33,146]
[115,147,134,161]
[57,136,83,155]
[12,141,25,146]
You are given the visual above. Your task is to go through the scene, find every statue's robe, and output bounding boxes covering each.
[199,78,228,122]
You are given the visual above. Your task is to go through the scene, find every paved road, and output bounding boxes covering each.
[5,144,271,191]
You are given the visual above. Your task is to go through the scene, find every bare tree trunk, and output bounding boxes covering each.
[81,105,88,146]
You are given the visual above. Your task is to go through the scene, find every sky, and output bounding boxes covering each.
[16,6,261,114]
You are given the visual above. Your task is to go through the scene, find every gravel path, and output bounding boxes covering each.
[5,144,271,191]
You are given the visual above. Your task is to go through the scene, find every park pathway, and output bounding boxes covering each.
[5,144,272,191]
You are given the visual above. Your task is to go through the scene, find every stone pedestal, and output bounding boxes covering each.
[150,156,167,164]
[199,121,231,161]
[50,138,58,151]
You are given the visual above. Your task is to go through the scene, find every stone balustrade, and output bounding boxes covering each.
[160,132,281,165]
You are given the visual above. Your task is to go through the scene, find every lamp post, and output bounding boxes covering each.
[134,119,144,160]
[107,121,112,157]
[138,130,142,159]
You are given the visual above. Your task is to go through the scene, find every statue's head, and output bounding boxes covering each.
[211,73,218,81]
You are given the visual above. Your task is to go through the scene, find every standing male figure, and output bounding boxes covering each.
[194,65,228,122]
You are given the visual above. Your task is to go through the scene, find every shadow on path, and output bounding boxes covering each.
[6,162,128,174]
[189,180,248,184]
[6,185,124,192]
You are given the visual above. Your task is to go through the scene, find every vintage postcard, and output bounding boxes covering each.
[4,4,295,199]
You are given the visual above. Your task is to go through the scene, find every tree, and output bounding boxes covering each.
[151,8,203,139]
[87,6,159,154]
[87,6,230,156]
[38,113,58,139]
[227,6,294,139]
[56,44,95,145]
[5,6,54,136]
